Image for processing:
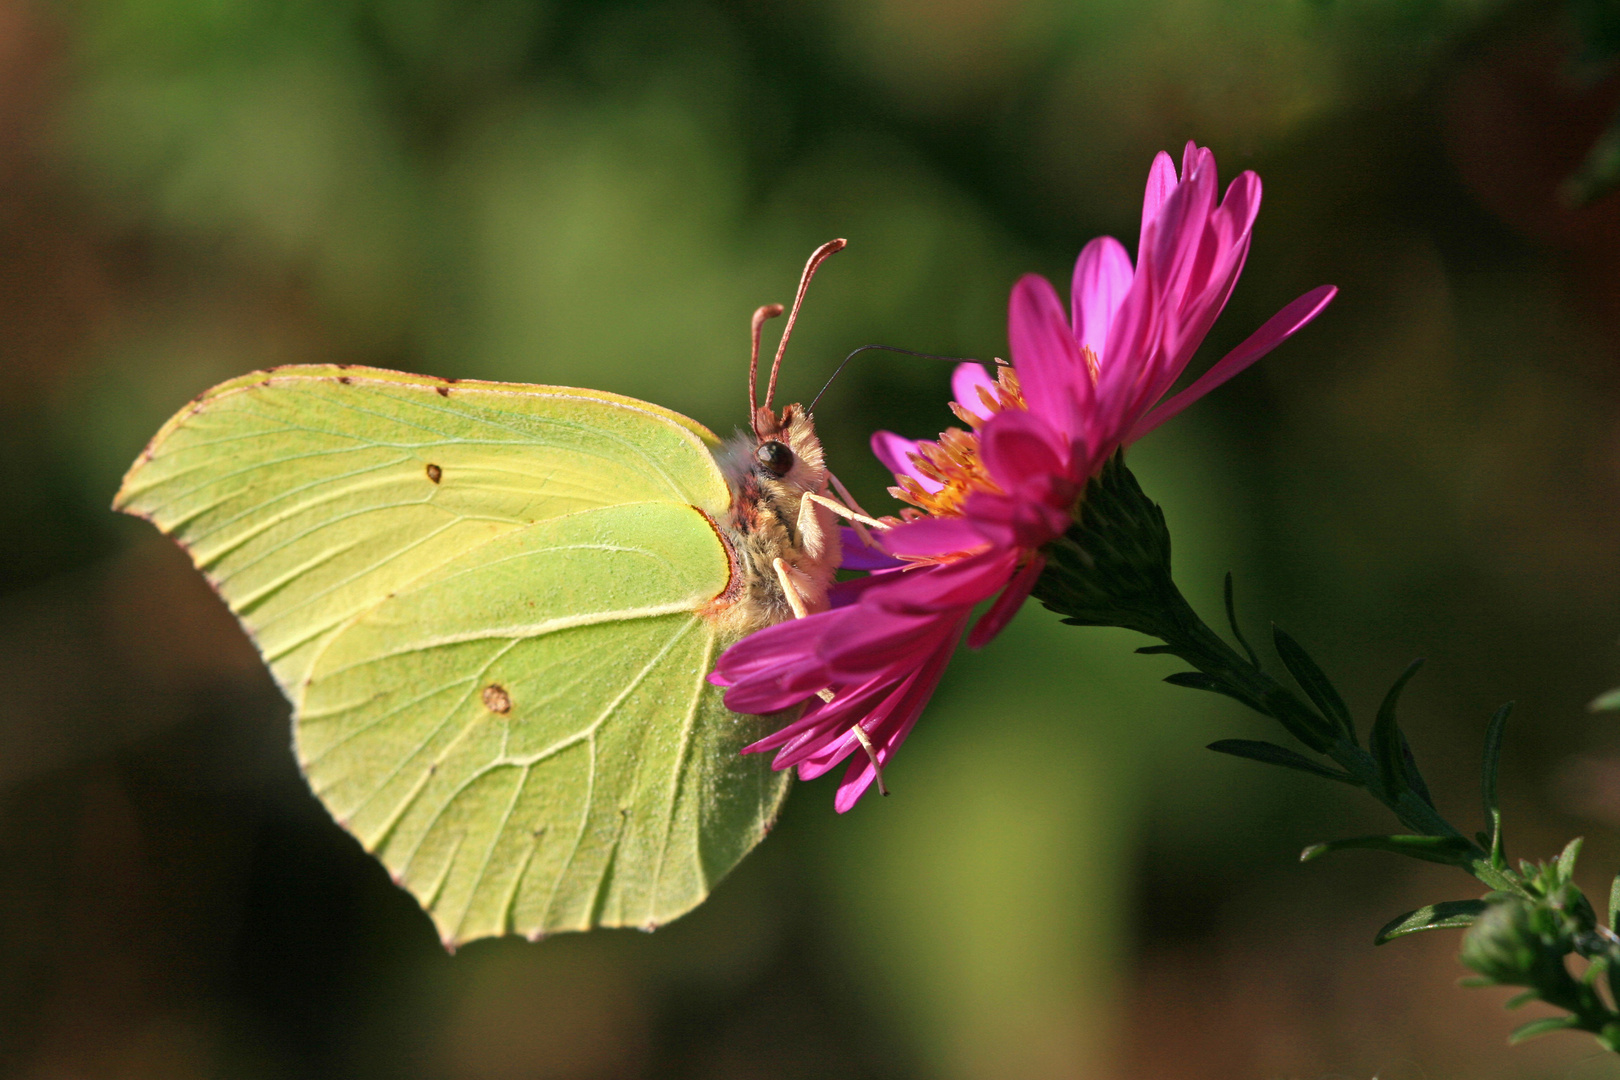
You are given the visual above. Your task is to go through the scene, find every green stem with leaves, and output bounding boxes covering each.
[1031,452,1620,1052]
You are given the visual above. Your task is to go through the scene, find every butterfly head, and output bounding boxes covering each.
[748,402,828,504]
[709,240,847,633]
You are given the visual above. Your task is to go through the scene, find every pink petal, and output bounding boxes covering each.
[1070,236,1134,360]
[839,527,904,571]
[1153,156,1218,303]
[827,570,903,609]
[871,431,942,492]
[820,609,956,675]
[1145,232,1251,411]
[1129,284,1338,442]
[712,615,827,681]
[879,515,989,558]
[722,662,835,714]
[1181,141,1210,184]
[1095,237,1164,431]
[977,408,1066,490]
[831,641,956,812]
[861,549,1017,613]
[967,552,1045,648]
[951,362,997,421]
[962,488,1072,550]
[744,707,836,756]
[1008,273,1089,437]
[1219,170,1262,243]
[1139,150,1178,254]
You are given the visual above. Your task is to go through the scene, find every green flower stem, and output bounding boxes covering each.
[1122,573,1521,895]
[1030,453,1522,896]
[1028,452,1620,1050]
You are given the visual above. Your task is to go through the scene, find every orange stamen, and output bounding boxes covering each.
[888,365,1027,520]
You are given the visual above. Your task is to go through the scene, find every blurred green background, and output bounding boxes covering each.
[4,0,1620,1077]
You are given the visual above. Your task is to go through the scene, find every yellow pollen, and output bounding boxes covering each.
[889,364,1026,519]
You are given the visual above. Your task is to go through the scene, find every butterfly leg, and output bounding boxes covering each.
[772,557,811,620]
[826,471,884,549]
[850,723,889,796]
[771,557,837,704]
[800,491,886,531]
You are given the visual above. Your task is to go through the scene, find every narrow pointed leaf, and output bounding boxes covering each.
[1224,573,1261,669]
[1164,671,1262,710]
[1300,833,1474,867]
[1272,625,1353,743]
[1508,1016,1580,1045]
[1557,836,1584,883]
[1590,687,1620,712]
[1373,899,1488,944]
[1481,701,1512,869]
[1370,658,1425,797]
[1135,644,1177,655]
[1398,729,1435,808]
[1207,740,1355,784]
[1485,808,1506,872]
[1505,989,1540,1010]
[1608,873,1620,930]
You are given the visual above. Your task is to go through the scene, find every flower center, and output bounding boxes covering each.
[890,364,1024,519]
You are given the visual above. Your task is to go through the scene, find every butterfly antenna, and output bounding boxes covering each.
[764,238,847,416]
[749,304,784,439]
[808,344,989,412]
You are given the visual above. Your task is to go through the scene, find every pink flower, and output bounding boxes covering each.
[715,549,1017,813]
[712,142,1337,811]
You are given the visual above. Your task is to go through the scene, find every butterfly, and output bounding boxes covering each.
[113,240,882,947]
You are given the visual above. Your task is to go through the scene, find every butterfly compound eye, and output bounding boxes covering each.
[755,440,794,476]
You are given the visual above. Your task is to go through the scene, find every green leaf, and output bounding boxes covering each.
[1583,954,1609,987]
[1164,671,1262,710]
[1508,1015,1580,1045]
[115,367,792,946]
[1272,624,1353,743]
[1590,686,1620,712]
[1557,837,1585,884]
[1135,644,1176,655]
[1301,834,1475,867]
[1505,989,1540,1010]
[1481,701,1512,869]
[1373,899,1488,944]
[1223,573,1261,669]
[1607,873,1619,930]
[1398,729,1435,808]
[1207,739,1354,783]
[1370,658,1424,798]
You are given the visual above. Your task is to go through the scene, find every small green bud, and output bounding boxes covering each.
[1030,452,1176,633]
[1460,895,1579,989]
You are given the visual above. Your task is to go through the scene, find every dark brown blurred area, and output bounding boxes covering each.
[6,0,1620,1077]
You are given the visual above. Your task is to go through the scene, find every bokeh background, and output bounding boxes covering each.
[5,0,1620,1077]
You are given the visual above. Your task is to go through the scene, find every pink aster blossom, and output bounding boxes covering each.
[712,141,1337,811]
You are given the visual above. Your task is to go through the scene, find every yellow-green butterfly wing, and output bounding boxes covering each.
[115,365,791,946]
